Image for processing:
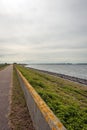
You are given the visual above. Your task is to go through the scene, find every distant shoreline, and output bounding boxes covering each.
[27,67,87,85]
[26,63,87,65]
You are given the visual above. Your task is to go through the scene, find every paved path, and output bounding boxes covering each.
[0,65,13,130]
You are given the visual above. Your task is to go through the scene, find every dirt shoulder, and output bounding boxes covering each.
[9,67,35,130]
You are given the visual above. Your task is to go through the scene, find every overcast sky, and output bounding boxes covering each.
[0,0,87,63]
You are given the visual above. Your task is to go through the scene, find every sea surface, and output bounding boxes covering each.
[26,64,87,80]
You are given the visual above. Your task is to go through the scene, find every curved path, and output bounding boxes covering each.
[0,65,13,130]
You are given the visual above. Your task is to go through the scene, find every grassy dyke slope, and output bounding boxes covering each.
[16,65,87,130]
[9,66,35,130]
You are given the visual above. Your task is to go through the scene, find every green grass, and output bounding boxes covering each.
[16,65,87,130]
[0,63,8,70]
[9,66,35,130]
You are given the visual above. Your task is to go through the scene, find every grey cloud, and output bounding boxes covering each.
[0,0,87,63]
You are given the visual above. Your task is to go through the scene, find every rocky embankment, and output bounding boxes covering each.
[29,68,87,85]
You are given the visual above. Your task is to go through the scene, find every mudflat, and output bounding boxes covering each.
[0,65,13,130]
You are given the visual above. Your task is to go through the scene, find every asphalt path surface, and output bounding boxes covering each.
[0,65,13,130]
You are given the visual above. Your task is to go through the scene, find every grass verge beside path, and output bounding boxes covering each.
[9,66,35,130]
[16,65,87,130]
[0,63,8,70]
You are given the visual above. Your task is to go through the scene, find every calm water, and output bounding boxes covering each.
[26,64,87,80]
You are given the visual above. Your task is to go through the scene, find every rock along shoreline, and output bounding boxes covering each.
[27,67,87,85]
